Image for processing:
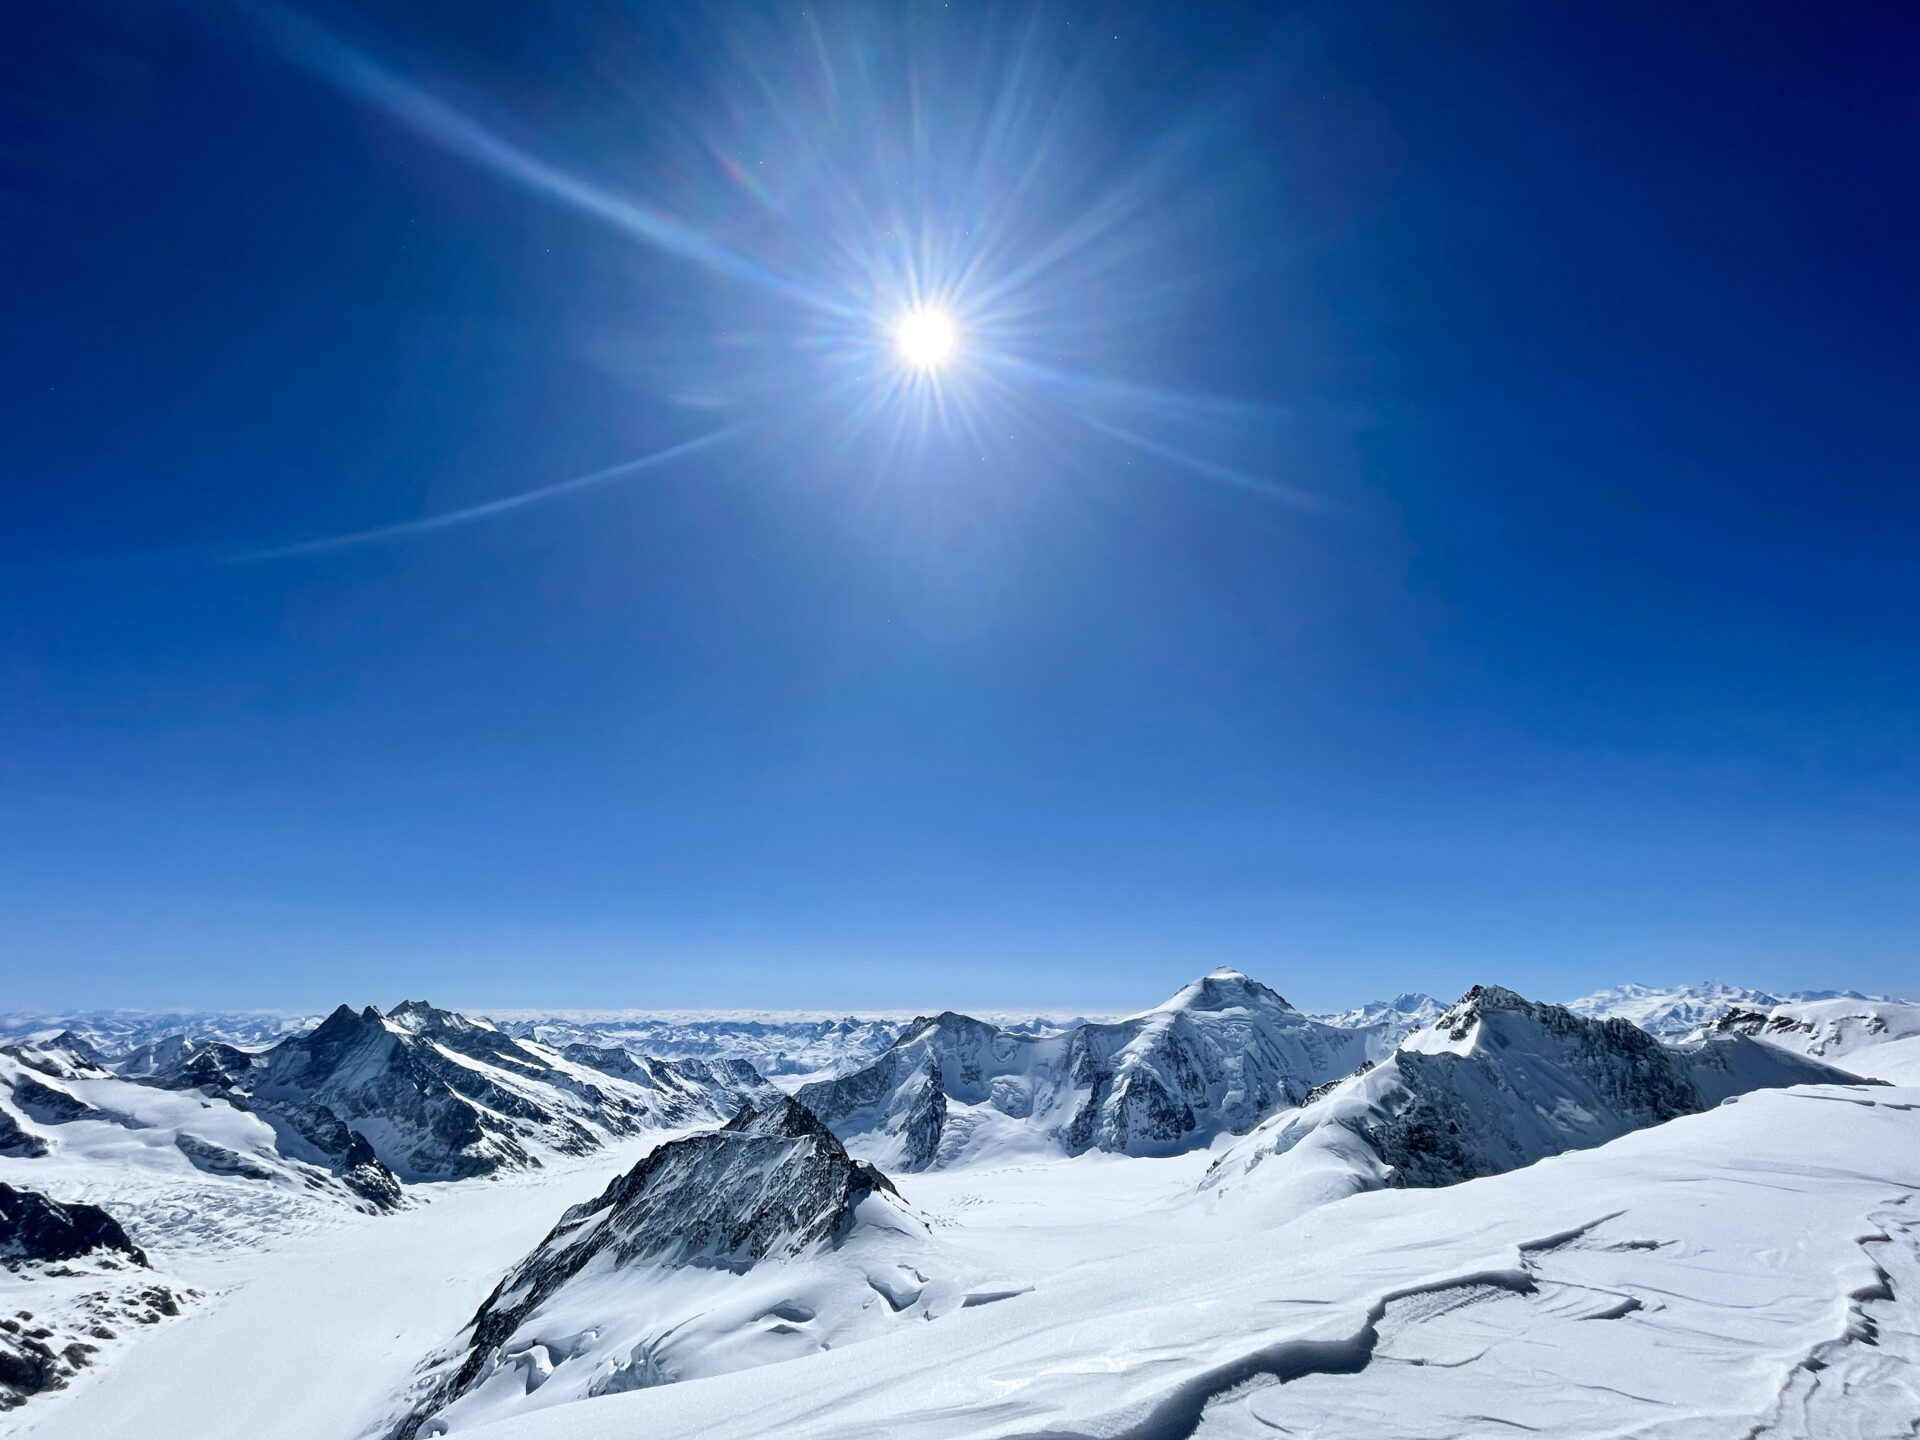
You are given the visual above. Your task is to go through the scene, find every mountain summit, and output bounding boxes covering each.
[796,970,1379,1168]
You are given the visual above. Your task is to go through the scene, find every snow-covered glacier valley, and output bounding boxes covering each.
[3,972,1917,1439]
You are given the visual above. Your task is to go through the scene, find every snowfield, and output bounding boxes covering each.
[2,974,1916,1439]
[428,1086,1920,1440]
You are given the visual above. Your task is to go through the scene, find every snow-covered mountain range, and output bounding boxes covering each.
[794,970,1380,1168]
[1562,979,1873,1040]
[1,970,1914,1440]
[1303,991,1443,1042]
[1200,984,1863,1223]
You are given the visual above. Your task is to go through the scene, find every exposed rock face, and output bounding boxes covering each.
[131,1001,774,1191]
[0,1107,48,1159]
[0,1198,188,1414]
[798,971,1374,1168]
[391,1096,902,1439]
[0,1184,147,1269]
[1203,984,1870,1210]
[9,1073,106,1127]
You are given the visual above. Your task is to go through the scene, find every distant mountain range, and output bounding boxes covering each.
[1561,979,1878,1040]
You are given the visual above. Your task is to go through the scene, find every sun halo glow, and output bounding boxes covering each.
[895,308,958,370]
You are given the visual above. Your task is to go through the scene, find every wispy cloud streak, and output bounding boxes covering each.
[228,420,756,561]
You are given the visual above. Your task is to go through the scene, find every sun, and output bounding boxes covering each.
[895,308,957,369]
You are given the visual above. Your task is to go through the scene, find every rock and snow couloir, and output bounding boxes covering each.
[795,969,1380,1168]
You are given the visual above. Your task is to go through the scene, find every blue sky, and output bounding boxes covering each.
[2,1,1915,1013]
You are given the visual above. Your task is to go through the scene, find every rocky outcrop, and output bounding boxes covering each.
[0,1107,48,1159]
[391,1096,904,1439]
[9,1073,106,1126]
[0,1184,146,1269]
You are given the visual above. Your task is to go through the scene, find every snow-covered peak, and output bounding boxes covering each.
[1142,968,1296,1019]
[1399,983,1539,1055]
[1204,982,1866,1225]
[116,999,776,1188]
[389,1094,922,1438]
[1306,992,1443,1032]
[798,971,1374,1169]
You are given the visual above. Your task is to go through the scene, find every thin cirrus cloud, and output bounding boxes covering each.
[229,2,1325,531]
[226,420,759,562]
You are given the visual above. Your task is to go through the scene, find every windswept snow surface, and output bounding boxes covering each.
[348,1084,1917,1440]
[8,1076,1919,1437]
[6,982,1919,1440]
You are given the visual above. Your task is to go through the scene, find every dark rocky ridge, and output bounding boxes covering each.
[128,1001,772,1195]
[0,1107,47,1159]
[1206,984,1872,1199]
[391,1096,898,1439]
[0,1183,147,1269]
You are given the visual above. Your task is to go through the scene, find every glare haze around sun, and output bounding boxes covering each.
[895,308,957,369]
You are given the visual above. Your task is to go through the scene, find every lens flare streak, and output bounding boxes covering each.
[226,2,1326,558]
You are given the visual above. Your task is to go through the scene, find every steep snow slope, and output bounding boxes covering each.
[797,970,1374,1169]
[1200,984,1865,1223]
[388,1097,945,1438]
[136,1001,778,1184]
[350,1083,1920,1440]
[1717,995,1920,1084]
